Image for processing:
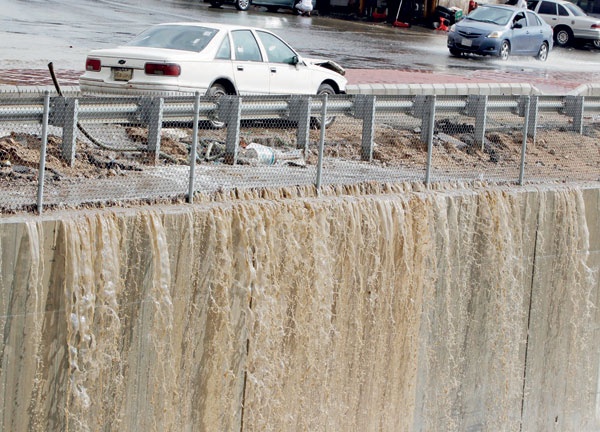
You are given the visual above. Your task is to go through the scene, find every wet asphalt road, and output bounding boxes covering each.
[1,0,599,82]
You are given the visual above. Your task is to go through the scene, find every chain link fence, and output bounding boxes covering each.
[0,90,599,213]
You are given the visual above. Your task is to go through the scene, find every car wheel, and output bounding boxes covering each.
[449,48,463,57]
[312,83,336,129]
[235,0,251,10]
[593,39,600,49]
[536,42,549,61]
[207,83,230,129]
[499,41,510,61]
[209,0,223,7]
[554,27,573,47]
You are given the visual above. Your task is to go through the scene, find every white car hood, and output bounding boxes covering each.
[302,57,346,76]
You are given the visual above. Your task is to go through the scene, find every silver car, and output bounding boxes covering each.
[447,4,554,61]
[527,0,600,47]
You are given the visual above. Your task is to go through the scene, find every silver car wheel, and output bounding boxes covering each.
[593,39,600,49]
[555,28,572,47]
[536,42,548,62]
[311,83,337,129]
[236,0,251,10]
[207,83,229,129]
[499,41,510,61]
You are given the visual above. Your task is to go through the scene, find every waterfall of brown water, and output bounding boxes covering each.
[1,183,599,431]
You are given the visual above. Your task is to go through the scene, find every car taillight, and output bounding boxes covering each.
[85,58,101,72]
[591,23,600,29]
[144,63,181,76]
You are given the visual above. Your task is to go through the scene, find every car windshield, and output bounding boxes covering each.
[564,2,586,16]
[126,25,219,52]
[466,6,513,25]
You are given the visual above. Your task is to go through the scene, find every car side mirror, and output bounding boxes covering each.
[289,55,299,65]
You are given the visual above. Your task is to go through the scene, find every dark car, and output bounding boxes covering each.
[209,0,316,12]
[447,4,554,60]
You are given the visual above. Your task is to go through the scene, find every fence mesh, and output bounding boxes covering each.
[0,92,599,213]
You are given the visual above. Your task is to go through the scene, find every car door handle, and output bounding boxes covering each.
[237,65,244,71]
[270,67,277,73]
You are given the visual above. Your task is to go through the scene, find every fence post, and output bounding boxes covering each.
[219,96,242,165]
[424,95,436,186]
[564,95,584,134]
[518,96,530,186]
[354,94,376,162]
[526,95,538,140]
[188,92,201,204]
[37,91,51,214]
[289,95,311,153]
[315,94,327,191]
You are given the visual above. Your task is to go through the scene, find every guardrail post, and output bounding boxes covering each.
[415,95,436,145]
[465,95,487,151]
[564,95,584,134]
[354,94,376,162]
[140,96,164,163]
[219,96,242,165]
[50,96,79,166]
[289,95,311,153]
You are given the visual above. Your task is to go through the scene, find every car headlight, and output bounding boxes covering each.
[487,31,504,38]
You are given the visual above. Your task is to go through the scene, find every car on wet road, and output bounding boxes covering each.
[209,0,316,13]
[79,22,347,99]
[526,0,600,47]
[447,4,554,60]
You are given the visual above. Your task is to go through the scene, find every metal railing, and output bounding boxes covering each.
[0,90,599,213]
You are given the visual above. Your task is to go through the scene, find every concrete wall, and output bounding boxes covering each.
[1,182,599,431]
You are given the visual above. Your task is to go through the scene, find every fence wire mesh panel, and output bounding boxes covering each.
[371,95,427,182]
[428,95,516,183]
[524,97,600,183]
[1,91,600,213]
[0,93,46,211]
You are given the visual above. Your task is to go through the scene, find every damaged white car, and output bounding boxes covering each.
[79,22,347,99]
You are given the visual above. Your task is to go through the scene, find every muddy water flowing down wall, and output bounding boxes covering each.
[1,183,599,431]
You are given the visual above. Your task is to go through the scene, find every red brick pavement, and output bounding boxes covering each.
[0,67,595,94]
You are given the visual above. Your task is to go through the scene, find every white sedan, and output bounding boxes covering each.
[79,22,347,99]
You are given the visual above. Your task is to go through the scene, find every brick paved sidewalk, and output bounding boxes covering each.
[0,67,596,95]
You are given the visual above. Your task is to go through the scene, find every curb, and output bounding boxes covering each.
[1,83,599,98]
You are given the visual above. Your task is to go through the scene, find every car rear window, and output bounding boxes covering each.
[126,25,219,52]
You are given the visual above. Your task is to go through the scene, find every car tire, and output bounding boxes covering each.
[499,41,510,61]
[593,39,600,49]
[209,0,223,7]
[207,83,230,129]
[235,0,251,10]
[536,42,549,61]
[311,83,337,129]
[554,27,573,47]
[449,48,463,57]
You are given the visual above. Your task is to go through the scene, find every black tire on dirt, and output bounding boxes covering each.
[449,48,463,57]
